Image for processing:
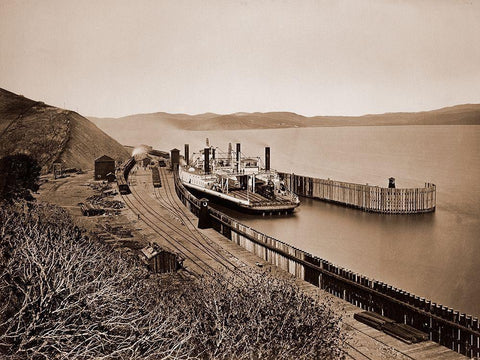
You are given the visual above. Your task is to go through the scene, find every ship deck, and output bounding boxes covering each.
[228,189,295,207]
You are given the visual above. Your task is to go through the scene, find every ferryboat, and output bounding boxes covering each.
[178,141,300,214]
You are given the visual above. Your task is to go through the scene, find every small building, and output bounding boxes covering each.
[158,158,167,167]
[140,244,182,273]
[142,156,152,168]
[94,155,115,180]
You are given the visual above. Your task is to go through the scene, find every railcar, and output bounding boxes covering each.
[152,167,162,188]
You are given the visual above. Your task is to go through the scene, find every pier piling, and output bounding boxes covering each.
[280,173,435,214]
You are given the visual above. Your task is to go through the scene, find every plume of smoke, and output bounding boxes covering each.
[132,144,152,159]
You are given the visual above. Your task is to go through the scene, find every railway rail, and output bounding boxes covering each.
[121,185,221,277]
[155,167,248,274]
[156,167,255,270]
[123,168,252,285]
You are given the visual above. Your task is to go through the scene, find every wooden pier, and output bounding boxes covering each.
[280,173,436,214]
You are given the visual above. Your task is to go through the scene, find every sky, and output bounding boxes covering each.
[1,0,480,118]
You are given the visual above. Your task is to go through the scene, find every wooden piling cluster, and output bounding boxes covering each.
[173,171,478,358]
[279,173,436,214]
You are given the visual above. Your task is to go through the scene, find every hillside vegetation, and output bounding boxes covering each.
[89,103,480,134]
[0,202,345,359]
[0,88,129,172]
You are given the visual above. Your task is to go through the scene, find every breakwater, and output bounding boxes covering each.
[173,171,479,358]
[280,173,436,214]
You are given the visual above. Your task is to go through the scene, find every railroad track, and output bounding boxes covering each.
[121,188,212,276]
[122,167,251,285]
[137,170,249,279]
[155,167,253,277]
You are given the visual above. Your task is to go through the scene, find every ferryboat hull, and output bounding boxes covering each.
[183,182,298,214]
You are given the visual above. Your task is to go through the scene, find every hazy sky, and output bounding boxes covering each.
[1,0,480,117]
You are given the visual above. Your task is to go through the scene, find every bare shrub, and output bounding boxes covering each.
[0,155,41,202]
[175,272,345,359]
[0,202,344,359]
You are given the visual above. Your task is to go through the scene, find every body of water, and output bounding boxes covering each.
[154,125,480,316]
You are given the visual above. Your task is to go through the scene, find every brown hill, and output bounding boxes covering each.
[89,104,480,136]
[0,88,130,172]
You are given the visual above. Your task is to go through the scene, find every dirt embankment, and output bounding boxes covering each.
[0,88,130,173]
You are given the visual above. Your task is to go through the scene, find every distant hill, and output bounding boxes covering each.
[0,88,130,172]
[89,104,480,137]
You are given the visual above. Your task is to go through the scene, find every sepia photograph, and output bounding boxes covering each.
[1,0,479,359]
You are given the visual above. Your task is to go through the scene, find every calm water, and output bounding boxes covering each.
[153,125,480,316]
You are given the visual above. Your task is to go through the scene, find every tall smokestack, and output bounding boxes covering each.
[227,143,232,165]
[236,143,241,173]
[184,144,189,165]
[265,147,270,171]
[204,148,210,174]
[170,148,180,170]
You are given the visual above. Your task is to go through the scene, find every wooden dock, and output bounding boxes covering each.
[281,173,436,214]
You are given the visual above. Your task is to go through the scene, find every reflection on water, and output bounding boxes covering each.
[161,125,480,316]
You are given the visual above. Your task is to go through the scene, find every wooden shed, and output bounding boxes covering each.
[140,245,182,273]
[94,155,115,180]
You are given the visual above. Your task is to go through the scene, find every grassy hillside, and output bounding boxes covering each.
[0,88,130,172]
[89,104,480,135]
[0,90,37,134]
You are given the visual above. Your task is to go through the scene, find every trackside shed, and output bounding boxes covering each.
[94,155,115,180]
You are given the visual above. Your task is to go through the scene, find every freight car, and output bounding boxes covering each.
[123,157,136,181]
[151,166,162,188]
[117,157,136,194]
[117,175,130,195]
